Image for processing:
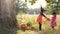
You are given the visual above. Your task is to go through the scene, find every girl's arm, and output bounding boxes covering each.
[42,13,50,21]
[42,13,47,18]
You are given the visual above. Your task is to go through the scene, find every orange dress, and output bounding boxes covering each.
[36,14,42,24]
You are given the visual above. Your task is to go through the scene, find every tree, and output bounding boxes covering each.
[25,0,37,5]
[46,0,60,14]
[15,0,28,14]
[45,0,53,14]
[0,0,18,34]
[46,0,53,3]
[25,0,52,5]
[24,0,56,14]
[29,0,37,5]
[52,0,60,14]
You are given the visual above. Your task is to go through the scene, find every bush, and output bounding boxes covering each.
[27,21,32,27]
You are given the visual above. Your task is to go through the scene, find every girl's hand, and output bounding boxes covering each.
[47,18,50,21]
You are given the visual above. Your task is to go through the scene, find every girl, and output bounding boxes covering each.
[51,12,56,29]
[36,7,50,31]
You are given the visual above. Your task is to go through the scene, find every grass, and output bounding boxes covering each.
[16,14,60,34]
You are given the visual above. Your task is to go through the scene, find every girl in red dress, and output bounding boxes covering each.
[36,7,50,31]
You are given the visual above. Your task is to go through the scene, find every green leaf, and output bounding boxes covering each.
[29,0,37,5]
[46,0,53,3]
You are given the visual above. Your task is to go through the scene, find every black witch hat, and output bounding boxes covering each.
[41,6,46,12]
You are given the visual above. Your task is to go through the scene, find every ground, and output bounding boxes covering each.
[16,14,60,34]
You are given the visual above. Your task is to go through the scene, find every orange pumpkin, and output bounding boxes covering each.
[21,24,27,29]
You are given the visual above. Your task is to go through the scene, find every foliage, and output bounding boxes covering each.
[29,0,37,5]
[15,0,28,14]
[27,21,32,26]
[46,0,53,3]
[25,0,37,5]
[47,0,60,14]
[25,0,53,5]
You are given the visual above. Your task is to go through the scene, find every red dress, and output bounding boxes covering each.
[36,14,42,24]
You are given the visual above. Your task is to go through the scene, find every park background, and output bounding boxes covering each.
[0,0,60,34]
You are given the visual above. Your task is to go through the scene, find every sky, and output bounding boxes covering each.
[21,0,47,9]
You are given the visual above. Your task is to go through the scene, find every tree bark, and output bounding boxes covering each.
[0,0,18,34]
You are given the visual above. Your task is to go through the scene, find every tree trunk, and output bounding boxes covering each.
[0,0,18,34]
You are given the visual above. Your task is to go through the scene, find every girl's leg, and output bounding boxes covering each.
[39,23,42,31]
[52,26,55,30]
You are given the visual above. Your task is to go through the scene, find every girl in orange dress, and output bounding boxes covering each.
[36,7,50,31]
